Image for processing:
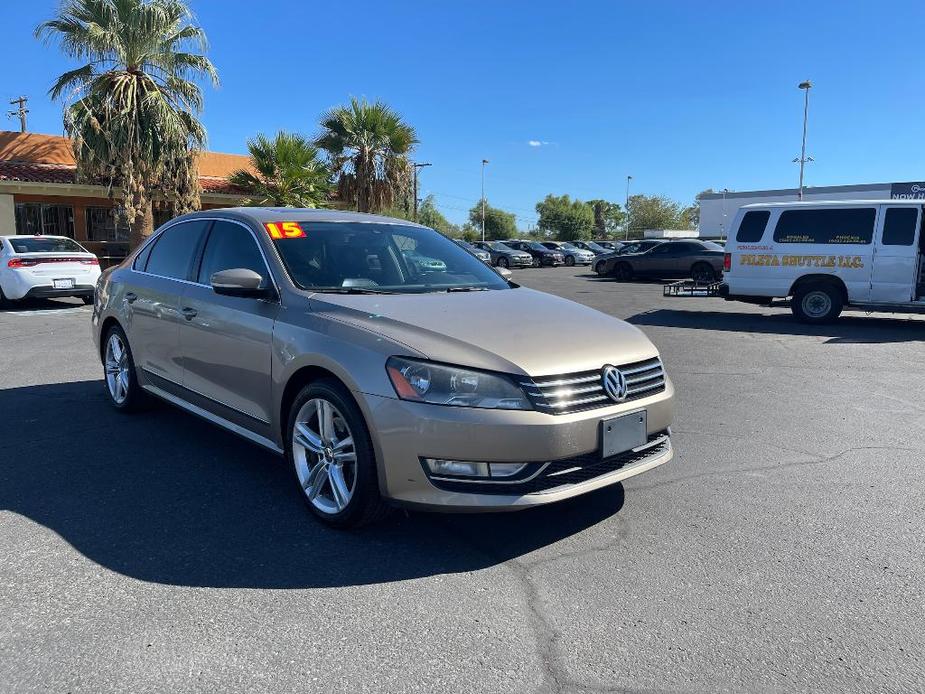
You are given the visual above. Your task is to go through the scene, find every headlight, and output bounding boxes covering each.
[386,357,531,410]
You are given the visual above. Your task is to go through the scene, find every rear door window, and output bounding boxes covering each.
[773,208,876,244]
[881,208,918,246]
[145,220,211,280]
[735,210,771,243]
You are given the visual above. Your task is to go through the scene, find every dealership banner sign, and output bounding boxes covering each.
[890,182,925,200]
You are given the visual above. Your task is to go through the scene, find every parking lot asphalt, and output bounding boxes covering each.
[2,267,924,693]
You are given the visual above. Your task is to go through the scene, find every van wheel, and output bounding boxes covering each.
[287,378,391,528]
[613,262,633,281]
[792,284,843,323]
[691,262,716,284]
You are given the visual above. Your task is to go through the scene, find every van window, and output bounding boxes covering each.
[735,210,770,243]
[773,208,876,245]
[881,208,918,246]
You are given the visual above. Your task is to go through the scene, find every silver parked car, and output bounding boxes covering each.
[540,241,595,266]
[92,209,675,527]
[453,238,491,264]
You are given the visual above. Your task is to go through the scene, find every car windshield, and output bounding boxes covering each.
[527,242,548,251]
[585,242,606,252]
[561,243,579,250]
[269,222,509,293]
[702,241,724,250]
[8,236,86,253]
[488,241,513,251]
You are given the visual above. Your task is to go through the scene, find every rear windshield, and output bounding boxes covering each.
[268,222,509,293]
[8,237,86,254]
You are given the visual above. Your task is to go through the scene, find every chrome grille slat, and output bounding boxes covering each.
[524,357,666,414]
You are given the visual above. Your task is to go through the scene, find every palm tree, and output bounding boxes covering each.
[36,0,218,248]
[315,98,418,214]
[228,132,332,208]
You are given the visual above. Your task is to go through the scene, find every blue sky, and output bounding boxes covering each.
[3,0,924,228]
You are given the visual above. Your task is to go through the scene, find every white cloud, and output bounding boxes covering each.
[528,140,544,147]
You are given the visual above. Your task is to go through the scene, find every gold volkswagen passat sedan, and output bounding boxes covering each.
[92,209,675,527]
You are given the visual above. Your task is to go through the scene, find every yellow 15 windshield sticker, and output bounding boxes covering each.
[264,221,306,239]
[739,254,864,269]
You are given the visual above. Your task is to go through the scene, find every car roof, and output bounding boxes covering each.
[741,199,923,209]
[170,207,432,228]
[0,234,74,240]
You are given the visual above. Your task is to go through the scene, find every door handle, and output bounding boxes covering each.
[181,307,198,321]
[125,292,137,304]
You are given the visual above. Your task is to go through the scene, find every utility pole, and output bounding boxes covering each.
[481,159,489,241]
[412,162,431,222]
[794,80,813,200]
[8,96,28,133]
[721,188,729,240]
[624,175,633,240]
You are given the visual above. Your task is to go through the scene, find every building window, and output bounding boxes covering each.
[86,207,130,242]
[14,203,75,237]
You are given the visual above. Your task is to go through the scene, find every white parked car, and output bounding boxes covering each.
[0,235,100,306]
[721,200,925,322]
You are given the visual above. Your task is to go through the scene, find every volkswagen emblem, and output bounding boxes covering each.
[601,365,628,402]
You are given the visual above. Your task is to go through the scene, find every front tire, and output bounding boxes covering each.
[287,379,390,528]
[497,256,510,269]
[565,255,575,267]
[593,260,606,275]
[102,325,145,411]
[792,284,843,323]
[612,262,633,281]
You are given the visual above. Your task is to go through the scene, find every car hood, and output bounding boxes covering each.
[307,287,658,377]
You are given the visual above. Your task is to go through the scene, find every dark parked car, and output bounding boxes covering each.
[504,240,563,267]
[607,240,725,282]
[539,241,595,266]
[593,240,665,275]
[453,239,491,264]
[472,241,533,268]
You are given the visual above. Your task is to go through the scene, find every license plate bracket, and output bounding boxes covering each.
[601,410,647,458]
[52,278,75,289]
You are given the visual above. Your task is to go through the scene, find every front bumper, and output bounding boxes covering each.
[360,379,674,511]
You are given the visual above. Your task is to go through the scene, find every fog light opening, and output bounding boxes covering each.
[424,459,489,478]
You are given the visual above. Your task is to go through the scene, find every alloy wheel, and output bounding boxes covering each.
[104,333,130,404]
[292,398,358,515]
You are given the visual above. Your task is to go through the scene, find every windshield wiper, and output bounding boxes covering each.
[314,287,396,294]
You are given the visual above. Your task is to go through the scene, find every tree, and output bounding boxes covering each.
[468,199,517,240]
[228,132,332,208]
[36,0,218,248]
[315,97,418,214]
[625,194,688,237]
[535,194,594,241]
[416,195,460,236]
[587,199,625,237]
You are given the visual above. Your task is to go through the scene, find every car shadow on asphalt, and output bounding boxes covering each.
[0,298,88,313]
[0,380,626,589]
[629,308,925,344]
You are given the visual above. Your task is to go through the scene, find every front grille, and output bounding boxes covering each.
[520,357,666,414]
[427,432,670,495]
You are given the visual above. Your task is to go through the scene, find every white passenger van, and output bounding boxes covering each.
[721,200,925,322]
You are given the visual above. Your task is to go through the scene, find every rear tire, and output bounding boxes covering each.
[691,262,716,284]
[81,294,94,305]
[0,287,9,309]
[792,284,843,323]
[286,378,391,528]
[612,262,633,281]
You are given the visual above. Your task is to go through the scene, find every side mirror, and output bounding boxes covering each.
[211,268,270,298]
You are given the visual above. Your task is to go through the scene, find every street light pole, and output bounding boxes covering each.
[481,159,489,241]
[796,80,812,200]
[412,162,431,222]
[624,175,632,240]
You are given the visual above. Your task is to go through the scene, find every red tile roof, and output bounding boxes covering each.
[0,130,248,196]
